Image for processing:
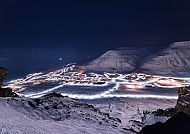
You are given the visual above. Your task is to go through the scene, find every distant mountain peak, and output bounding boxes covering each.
[82,41,190,77]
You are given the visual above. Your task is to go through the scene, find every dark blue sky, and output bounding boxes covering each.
[0,0,190,51]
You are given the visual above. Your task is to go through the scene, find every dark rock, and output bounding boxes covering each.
[176,86,190,115]
[43,92,65,98]
[0,88,17,97]
[0,67,17,97]
[0,67,8,87]
[140,86,190,134]
[152,108,176,117]
[28,101,37,109]
[139,112,190,134]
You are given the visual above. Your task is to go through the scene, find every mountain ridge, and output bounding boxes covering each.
[81,47,159,73]
[82,41,190,77]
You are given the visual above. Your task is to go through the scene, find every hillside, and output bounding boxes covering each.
[81,47,155,73]
[82,41,190,77]
[0,93,124,134]
[140,41,190,76]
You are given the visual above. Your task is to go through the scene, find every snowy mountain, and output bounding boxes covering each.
[81,47,155,73]
[82,41,190,77]
[139,41,190,77]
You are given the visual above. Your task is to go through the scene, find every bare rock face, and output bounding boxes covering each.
[0,67,8,87]
[0,67,17,97]
[139,86,190,134]
[139,112,190,134]
[81,47,153,73]
[140,41,190,77]
[0,88,17,97]
[176,86,190,115]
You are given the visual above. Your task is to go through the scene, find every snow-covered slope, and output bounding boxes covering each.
[82,41,190,77]
[140,41,190,76]
[81,47,154,73]
[0,93,125,134]
[0,93,176,134]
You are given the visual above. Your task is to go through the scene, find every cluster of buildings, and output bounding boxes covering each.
[5,64,190,93]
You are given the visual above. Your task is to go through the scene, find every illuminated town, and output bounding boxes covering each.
[4,64,190,99]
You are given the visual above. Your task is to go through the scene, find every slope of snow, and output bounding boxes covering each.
[139,41,190,77]
[0,93,125,134]
[82,41,190,77]
[81,47,154,73]
[0,93,177,134]
[87,97,176,133]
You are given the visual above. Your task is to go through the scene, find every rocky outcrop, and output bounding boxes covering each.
[0,88,17,97]
[0,67,17,97]
[140,41,190,77]
[176,86,190,115]
[0,67,8,87]
[151,108,176,117]
[139,86,190,134]
[139,112,190,134]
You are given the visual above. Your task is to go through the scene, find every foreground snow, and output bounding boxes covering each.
[0,93,176,134]
[0,94,125,134]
